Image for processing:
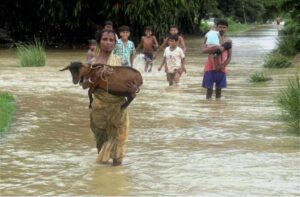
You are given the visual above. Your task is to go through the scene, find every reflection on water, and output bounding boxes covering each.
[0,25,299,196]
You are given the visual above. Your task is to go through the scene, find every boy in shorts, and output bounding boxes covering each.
[136,26,159,72]
[113,26,136,67]
[158,34,186,86]
[154,25,186,58]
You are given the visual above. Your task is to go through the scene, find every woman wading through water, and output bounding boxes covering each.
[89,29,129,166]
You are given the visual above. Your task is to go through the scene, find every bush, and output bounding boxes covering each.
[17,38,46,67]
[277,19,300,56]
[263,53,292,68]
[277,35,298,56]
[276,76,300,133]
[249,72,272,82]
[199,21,210,35]
[0,92,15,133]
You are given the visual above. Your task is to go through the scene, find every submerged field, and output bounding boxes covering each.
[0,25,299,196]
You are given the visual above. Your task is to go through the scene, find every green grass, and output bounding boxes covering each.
[263,53,292,68]
[276,76,300,133]
[277,35,298,56]
[226,17,254,34]
[199,17,254,35]
[277,19,300,56]
[199,21,210,34]
[0,92,15,133]
[17,38,46,67]
[249,72,272,82]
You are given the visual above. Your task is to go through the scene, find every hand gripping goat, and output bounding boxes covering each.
[60,62,143,109]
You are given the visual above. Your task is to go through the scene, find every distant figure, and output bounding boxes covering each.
[154,25,186,58]
[103,20,118,40]
[158,34,186,86]
[275,17,280,25]
[86,39,97,63]
[136,26,159,72]
[113,26,136,67]
[204,25,222,71]
[275,17,281,29]
[202,19,232,99]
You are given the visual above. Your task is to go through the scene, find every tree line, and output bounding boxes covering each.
[0,0,290,46]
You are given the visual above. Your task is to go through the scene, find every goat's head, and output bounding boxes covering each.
[60,62,91,84]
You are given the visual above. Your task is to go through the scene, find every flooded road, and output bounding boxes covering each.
[0,25,299,196]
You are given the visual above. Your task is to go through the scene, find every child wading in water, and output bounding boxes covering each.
[154,25,186,58]
[136,26,159,72]
[204,26,221,70]
[86,39,97,63]
[113,25,136,67]
[158,34,186,86]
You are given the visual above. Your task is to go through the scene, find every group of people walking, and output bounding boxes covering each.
[84,19,232,166]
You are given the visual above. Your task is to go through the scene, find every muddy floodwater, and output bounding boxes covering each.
[0,25,299,196]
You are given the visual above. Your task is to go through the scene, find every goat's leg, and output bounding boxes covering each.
[88,89,93,108]
[121,93,136,109]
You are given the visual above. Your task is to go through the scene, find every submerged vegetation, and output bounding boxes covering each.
[276,20,299,56]
[263,53,292,68]
[17,39,46,67]
[0,92,15,133]
[249,72,272,82]
[263,0,299,68]
[276,76,300,133]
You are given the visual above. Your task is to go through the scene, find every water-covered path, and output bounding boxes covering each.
[0,25,299,196]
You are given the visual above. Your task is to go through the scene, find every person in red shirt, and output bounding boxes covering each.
[202,19,232,99]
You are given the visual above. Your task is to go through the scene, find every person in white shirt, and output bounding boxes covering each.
[158,34,186,86]
[204,25,221,70]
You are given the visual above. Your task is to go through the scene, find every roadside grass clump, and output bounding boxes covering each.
[17,38,46,67]
[249,72,272,83]
[277,19,300,56]
[226,17,251,34]
[263,53,292,68]
[276,76,300,133]
[0,92,15,133]
[277,35,298,56]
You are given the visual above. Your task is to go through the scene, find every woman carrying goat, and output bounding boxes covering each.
[90,29,129,166]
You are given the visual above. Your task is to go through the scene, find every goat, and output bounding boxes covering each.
[60,62,143,109]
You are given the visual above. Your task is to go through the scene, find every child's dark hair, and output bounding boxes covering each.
[96,29,117,43]
[145,26,152,32]
[170,25,178,29]
[168,34,178,41]
[105,20,113,26]
[216,19,228,27]
[118,25,130,32]
[88,39,97,45]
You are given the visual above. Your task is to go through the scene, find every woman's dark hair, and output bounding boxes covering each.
[168,34,178,41]
[96,29,117,43]
[216,19,229,27]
